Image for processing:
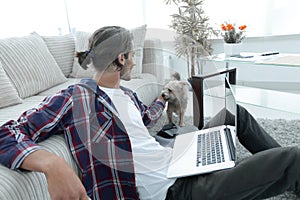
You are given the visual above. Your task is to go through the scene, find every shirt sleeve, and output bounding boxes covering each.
[142,99,166,127]
[135,95,166,127]
[0,89,73,169]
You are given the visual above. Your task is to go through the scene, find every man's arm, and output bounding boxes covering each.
[0,90,73,169]
[21,149,89,200]
[142,95,166,127]
[0,88,89,199]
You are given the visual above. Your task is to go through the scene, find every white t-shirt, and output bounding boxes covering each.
[99,86,176,200]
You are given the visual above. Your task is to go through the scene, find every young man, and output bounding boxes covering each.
[0,26,300,200]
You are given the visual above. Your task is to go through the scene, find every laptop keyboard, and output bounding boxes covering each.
[196,130,225,167]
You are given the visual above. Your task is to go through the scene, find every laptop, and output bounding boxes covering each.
[167,77,237,178]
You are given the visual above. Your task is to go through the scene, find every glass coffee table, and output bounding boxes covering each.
[206,52,300,68]
[191,53,300,129]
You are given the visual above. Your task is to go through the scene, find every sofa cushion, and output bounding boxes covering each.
[142,38,164,83]
[69,31,95,78]
[0,96,47,124]
[0,61,22,108]
[37,78,81,97]
[131,24,147,78]
[0,34,67,98]
[121,73,162,106]
[34,33,76,77]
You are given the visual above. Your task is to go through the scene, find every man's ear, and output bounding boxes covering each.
[117,53,126,65]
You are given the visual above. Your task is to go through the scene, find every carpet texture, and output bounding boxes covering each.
[148,114,300,200]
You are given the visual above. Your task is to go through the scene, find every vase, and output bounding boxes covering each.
[223,43,242,57]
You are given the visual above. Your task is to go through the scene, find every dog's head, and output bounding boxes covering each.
[161,81,176,101]
[161,80,189,103]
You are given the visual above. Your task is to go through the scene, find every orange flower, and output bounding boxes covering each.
[221,22,247,43]
[226,23,234,31]
[221,24,227,31]
[239,25,247,30]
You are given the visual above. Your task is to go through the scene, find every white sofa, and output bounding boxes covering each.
[0,25,165,199]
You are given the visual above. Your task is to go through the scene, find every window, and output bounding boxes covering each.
[0,0,299,38]
[204,0,300,37]
[0,0,68,38]
[66,0,145,33]
[0,0,145,38]
[145,0,300,37]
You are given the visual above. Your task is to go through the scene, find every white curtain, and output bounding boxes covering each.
[0,0,68,38]
[0,0,146,38]
[145,0,300,37]
[66,0,145,33]
[203,0,300,37]
[0,0,299,38]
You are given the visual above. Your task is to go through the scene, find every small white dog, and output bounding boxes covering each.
[161,72,190,126]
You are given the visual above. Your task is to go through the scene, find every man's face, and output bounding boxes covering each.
[120,51,135,81]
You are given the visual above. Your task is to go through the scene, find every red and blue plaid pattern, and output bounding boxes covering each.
[0,78,165,199]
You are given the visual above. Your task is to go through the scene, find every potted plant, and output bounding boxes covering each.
[221,22,247,56]
[164,0,219,77]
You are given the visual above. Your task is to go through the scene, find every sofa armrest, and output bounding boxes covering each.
[0,135,79,200]
[142,39,165,84]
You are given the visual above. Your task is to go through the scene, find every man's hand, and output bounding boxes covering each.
[21,150,90,200]
[158,94,167,103]
[44,155,88,200]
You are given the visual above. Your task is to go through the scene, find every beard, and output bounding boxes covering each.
[120,60,133,81]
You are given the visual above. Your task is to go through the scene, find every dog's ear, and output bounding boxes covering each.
[171,72,181,81]
[180,81,192,90]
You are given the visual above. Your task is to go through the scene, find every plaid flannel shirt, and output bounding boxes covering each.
[0,78,165,200]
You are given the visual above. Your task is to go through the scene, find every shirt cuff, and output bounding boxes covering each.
[156,99,166,106]
[11,143,43,170]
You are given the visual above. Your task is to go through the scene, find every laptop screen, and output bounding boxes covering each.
[225,77,238,149]
[202,75,237,131]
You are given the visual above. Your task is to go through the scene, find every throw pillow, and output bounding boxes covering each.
[0,61,22,108]
[130,24,147,78]
[142,38,164,83]
[0,34,67,99]
[33,32,76,77]
[69,31,95,78]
